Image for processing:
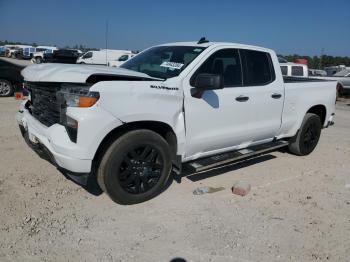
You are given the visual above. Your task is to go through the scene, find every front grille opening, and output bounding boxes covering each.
[26,82,63,127]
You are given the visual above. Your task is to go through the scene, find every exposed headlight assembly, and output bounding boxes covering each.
[58,84,100,108]
[57,84,100,143]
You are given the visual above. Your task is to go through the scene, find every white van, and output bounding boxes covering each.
[107,53,136,67]
[77,50,132,65]
[280,62,308,77]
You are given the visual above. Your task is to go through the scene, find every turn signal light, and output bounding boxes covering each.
[78,96,99,107]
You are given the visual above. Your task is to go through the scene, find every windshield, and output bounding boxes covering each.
[333,69,350,77]
[121,46,206,79]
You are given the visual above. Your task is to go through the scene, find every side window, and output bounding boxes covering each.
[118,54,129,61]
[83,52,92,59]
[191,49,242,87]
[291,66,303,76]
[280,66,288,76]
[241,49,275,86]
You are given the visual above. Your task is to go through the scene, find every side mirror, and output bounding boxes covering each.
[191,73,223,98]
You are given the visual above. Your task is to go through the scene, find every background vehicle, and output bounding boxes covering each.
[280,62,309,77]
[309,69,327,76]
[107,53,135,67]
[0,58,24,97]
[312,69,350,95]
[18,41,336,204]
[77,49,132,65]
[324,65,349,76]
[5,46,20,58]
[20,46,36,59]
[0,46,6,56]
[31,46,58,63]
[5,45,32,58]
[44,49,82,64]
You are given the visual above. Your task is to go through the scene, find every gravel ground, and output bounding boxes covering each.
[0,97,349,262]
[0,57,32,67]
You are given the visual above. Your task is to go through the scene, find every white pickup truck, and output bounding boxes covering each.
[17,40,337,204]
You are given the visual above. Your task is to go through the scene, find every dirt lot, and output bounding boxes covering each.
[0,97,349,262]
[0,57,32,67]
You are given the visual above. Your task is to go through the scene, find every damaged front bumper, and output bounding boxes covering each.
[17,105,93,185]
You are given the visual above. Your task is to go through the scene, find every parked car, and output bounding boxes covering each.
[0,46,6,56]
[5,47,20,58]
[309,69,327,77]
[5,45,32,58]
[280,62,308,77]
[312,69,350,95]
[77,50,132,65]
[31,46,58,64]
[44,49,82,64]
[20,47,36,59]
[108,53,136,67]
[0,59,24,97]
[17,40,336,204]
[324,65,349,76]
[277,56,288,63]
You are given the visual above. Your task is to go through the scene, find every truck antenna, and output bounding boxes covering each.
[197,37,209,44]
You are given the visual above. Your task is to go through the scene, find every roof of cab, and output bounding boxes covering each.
[157,41,274,53]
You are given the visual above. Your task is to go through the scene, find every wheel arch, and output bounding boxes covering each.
[306,104,327,126]
[92,120,178,170]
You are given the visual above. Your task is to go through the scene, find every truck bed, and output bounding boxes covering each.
[283,76,333,83]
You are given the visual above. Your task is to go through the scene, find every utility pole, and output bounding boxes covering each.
[320,48,324,69]
[105,20,109,66]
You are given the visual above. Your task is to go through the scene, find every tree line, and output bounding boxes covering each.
[282,54,350,69]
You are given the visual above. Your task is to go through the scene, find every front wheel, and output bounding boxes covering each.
[35,57,43,64]
[0,79,14,97]
[97,130,172,205]
[288,113,322,156]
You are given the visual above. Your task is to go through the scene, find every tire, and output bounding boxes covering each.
[97,129,172,205]
[35,57,43,64]
[0,79,14,97]
[336,83,343,99]
[288,113,322,156]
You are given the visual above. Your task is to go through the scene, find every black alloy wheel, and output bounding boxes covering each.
[118,145,164,194]
[97,129,173,205]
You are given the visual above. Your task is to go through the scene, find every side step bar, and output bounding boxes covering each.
[184,140,289,173]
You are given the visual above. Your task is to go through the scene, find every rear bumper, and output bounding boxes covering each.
[324,113,335,128]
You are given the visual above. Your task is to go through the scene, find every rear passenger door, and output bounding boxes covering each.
[239,49,284,142]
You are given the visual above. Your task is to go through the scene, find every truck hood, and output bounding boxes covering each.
[21,63,160,83]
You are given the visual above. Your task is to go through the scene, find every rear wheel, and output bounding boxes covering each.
[97,130,172,205]
[0,79,14,97]
[288,113,322,156]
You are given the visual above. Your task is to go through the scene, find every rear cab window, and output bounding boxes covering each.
[291,66,304,76]
[280,66,288,76]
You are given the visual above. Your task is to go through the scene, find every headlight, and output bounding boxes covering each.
[57,84,100,143]
[58,84,100,108]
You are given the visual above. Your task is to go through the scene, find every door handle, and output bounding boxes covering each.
[271,93,282,99]
[235,95,249,102]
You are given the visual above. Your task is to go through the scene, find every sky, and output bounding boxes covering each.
[0,0,349,56]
